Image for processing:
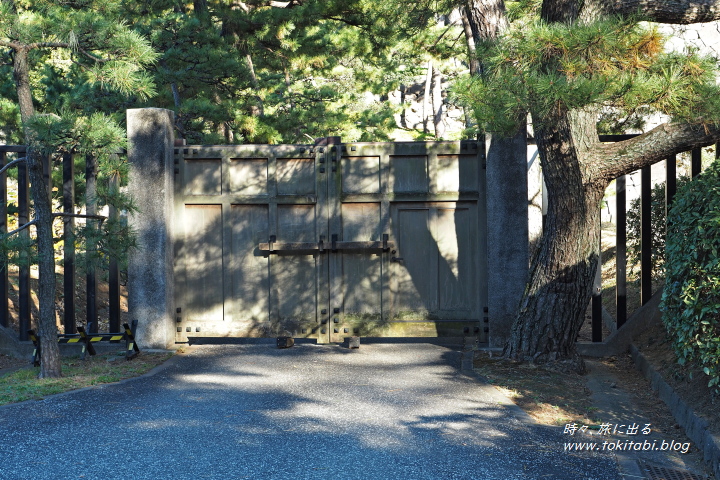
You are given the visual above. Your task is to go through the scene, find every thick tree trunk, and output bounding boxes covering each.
[12,43,63,378]
[504,108,605,370]
[586,0,720,24]
[464,0,508,53]
[12,47,34,124]
[460,7,481,76]
[28,150,62,378]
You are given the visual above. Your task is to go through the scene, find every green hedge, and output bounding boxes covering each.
[662,160,720,393]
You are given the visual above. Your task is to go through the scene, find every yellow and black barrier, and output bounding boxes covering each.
[28,320,140,367]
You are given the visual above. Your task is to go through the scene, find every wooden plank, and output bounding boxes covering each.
[183,205,224,322]
[616,175,627,328]
[229,158,268,195]
[390,155,428,193]
[436,154,479,193]
[340,203,382,333]
[665,155,676,207]
[436,206,474,313]
[336,241,394,250]
[277,158,315,195]
[0,146,26,153]
[272,204,317,332]
[230,205,269,326]
[341,156,380,194]
[258,240,395,252]
[259,242,319,251]
[390,206,438,313]
[184,159,222,195]
[641,165,652,305]
[276,204,315,242]
[691,147,702,178]
[108,171,120,332]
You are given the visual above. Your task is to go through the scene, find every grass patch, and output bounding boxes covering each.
[473,353,599,426]
[0,352,173,406]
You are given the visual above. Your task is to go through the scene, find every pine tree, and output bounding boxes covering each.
[0,0,157,378]
[456,0,720,369]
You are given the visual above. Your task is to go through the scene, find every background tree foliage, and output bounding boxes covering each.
[454,16,720,136]
[121,0,462,144]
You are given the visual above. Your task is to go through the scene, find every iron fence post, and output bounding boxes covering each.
[616,175,627,328]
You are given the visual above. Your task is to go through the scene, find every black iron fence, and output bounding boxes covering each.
[0,146,122,340]
[591,135,717,342]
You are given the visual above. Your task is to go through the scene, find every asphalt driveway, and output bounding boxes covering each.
[0,343,622,480]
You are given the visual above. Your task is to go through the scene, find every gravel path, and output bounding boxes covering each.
[0,343,622,480]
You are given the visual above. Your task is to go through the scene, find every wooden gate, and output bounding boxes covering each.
[173,139,487,343]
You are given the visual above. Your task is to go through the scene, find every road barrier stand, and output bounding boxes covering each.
[28,320,140,367]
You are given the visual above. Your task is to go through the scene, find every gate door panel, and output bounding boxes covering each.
[174,145,326,342]
[330,141,487,341]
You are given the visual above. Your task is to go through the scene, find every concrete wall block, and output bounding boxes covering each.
[657,380,673,407]
[704,431,720,479]
[665,388,681,418]
[630,345,650,378]
[688,416,709,446]
[649,370,660,391]
[675,400,690,434]
[126,108,176,349]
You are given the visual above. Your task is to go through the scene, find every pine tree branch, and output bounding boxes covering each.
[27,42,71,50]
[0,40,20,49]
[592,121,720,181]
[3,219,36,237]
[51,213,107,222]
[0,157,25,175]
[588,0,720,24]
[77,46,110,63]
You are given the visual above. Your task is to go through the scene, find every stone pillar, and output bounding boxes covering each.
[126,108,176,349]
[486,132,529,349]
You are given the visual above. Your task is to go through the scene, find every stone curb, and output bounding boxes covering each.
[629,343,720,479]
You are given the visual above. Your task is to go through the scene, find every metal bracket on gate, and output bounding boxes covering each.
[258,233,394,254]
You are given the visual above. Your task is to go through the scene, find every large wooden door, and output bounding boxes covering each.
[173,140,486,343]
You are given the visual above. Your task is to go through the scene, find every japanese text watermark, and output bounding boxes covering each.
[561,422,691,454]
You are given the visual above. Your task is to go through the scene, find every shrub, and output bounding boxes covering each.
[662,160,720,393]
